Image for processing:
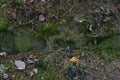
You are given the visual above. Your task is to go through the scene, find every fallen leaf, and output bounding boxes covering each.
[11,9,16,19]
[69,57,79,62]
[79,19,89,23]
[35,4,40,12]
[56,48,64,52]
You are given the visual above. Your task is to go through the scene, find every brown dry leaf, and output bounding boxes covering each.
[56,48,64,52]
[35,4,40,12]
[69,57,79,62]
[11,9,16,19]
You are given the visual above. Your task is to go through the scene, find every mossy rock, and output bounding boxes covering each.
[0,33,5,46]
[55,33,88,49]
[0,18,8,31]
[98,35,120,51]
[74,34,88,49]
[14,33,33,52]
[0,33,16,53]
[32,38,46,50]
[0,32,46,53]
[85,29,115,45]
[14,32,46,52]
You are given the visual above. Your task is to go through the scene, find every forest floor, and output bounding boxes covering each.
[0,0,120,80]
[0,48,120,80]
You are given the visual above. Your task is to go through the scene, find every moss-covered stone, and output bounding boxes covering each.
[0,18,8,31]
[55,33,88,49]
[14,33,32,52]
[0,31,46,54]
[14,31,46,52]
[98,35,120,51]
[0,33,16,53]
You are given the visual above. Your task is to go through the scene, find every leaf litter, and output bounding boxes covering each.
[0,49,120,80]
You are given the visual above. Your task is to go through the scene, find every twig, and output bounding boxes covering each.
[15,16,38,27]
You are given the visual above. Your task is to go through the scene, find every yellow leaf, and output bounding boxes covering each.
[79,19,89,23]
[69,57,79,62]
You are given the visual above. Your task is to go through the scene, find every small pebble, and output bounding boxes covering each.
[95,67,98,70]
[101,63,104,65]
[27,55,34,64]
[103,76,107,80]
[15,60,26,70]
[3,73,8,79]
[0,64,5,73]
[33,68,38,74]
[39,14,45,22]
[30,68,38,77]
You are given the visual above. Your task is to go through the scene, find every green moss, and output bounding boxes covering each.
[0,18,8,31]
[1,34,16,53]
[98,35,120,50]
[103,21,114,28]
[37,22,60,39]
[55,33,87,49]
[14,33,33,52]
